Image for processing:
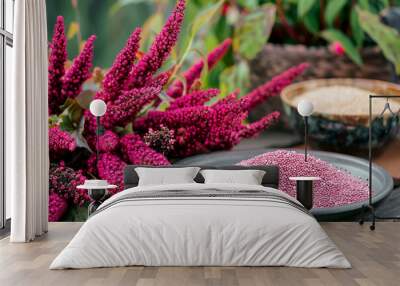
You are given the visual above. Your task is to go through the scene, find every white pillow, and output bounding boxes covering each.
[135,167,200,186]
[200,169,266,185]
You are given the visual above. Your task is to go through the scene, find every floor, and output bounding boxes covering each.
[0,222,399,286]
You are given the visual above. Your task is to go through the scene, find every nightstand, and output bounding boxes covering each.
[289,177,320,210]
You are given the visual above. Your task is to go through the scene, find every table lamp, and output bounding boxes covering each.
[89,99,107,166]
[297,100,314,162]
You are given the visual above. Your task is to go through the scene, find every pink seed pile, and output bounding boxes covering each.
[239,150,369,208]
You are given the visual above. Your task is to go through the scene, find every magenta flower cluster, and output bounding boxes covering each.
[241,63,309,111]
[240,150,369,208]
[96,28,142,102]
[237,112,280,139]
[167,39,232,98]
[125,0,185,89]
[48,16,67,114]
[47,0,310,221]
[49,162,88,221]
[49,192,68,222]
[101,85,162,129]
[134,90,283,157]
[144,125,176,154]
[98,130,119,152]
[168,89,219,110]
[62,35,96,100]
[48,16,95,114]
[97,153,127,194]
[120,134,170,165]
[48,125,76,157]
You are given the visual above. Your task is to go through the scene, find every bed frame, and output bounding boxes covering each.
[124,165,280,189]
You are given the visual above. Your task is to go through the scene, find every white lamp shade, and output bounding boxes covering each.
[297,100,314,117]
[89,99,107,117]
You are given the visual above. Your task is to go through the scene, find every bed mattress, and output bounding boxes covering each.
[50,183,351,269]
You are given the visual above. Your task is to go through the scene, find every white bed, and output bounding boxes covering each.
[50,183,351,269]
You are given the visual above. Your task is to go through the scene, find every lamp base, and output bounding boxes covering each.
[359,204,400,231]
[87,188,107,216]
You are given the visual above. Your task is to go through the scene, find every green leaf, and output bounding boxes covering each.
[110,0,152,16]
[59,115,75,132]
[325,0,347,27]
[357,7,400,74]
[59,98,83,132]
[321,29,363,65]
[219,61,250,98]
[350,9,364,48]
[233,4,276,60]
[48,115,60,127]
[170,0,224,83]
[190,1,223,37]
[297,0,317,18]
[357,0,370,11]
[303,11,320,34]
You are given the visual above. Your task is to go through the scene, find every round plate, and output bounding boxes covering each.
[175,149,394,220]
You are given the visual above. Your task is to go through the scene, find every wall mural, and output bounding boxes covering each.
[48,0,400,221]
[48,0,309,221]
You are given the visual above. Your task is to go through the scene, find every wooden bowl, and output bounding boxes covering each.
[281,78,400,151]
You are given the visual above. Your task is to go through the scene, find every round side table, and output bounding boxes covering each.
[77,183,117,216]
[289,177,320,210]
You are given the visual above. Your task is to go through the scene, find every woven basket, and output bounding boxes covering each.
[248,44,396,126]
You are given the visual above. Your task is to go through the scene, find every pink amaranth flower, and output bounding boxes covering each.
[49,162,88,206]
[144,125,176,154]
[134,98,248,157]
[239,150,369,208]
[86,153,97,176]
[98,130,119,152]
[48,126,76,157]
[134,90,280,158]
[124,0,186,89]
[97,153,127,194]
[134,105,211,132]
[241,63,309,111]
[168,89,219,110]
[48,192,68,222]
[120,134,170,165]
[101,85,162,129]
[167,38,232,98]
[48,16,67,114]
[96,28,142,102]
[329,41,345,56]
[204,99,247,151]
[61,35,96,99]
[211,90,239,108]
[237,111,280,139]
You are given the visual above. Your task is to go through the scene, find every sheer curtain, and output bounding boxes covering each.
[7,0,49,242]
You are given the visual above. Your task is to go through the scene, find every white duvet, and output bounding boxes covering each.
[50,183,351,269]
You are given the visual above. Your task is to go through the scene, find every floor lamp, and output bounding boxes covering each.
[297,99,314,162]
[359,94,400,231]
[89,99,107,166]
